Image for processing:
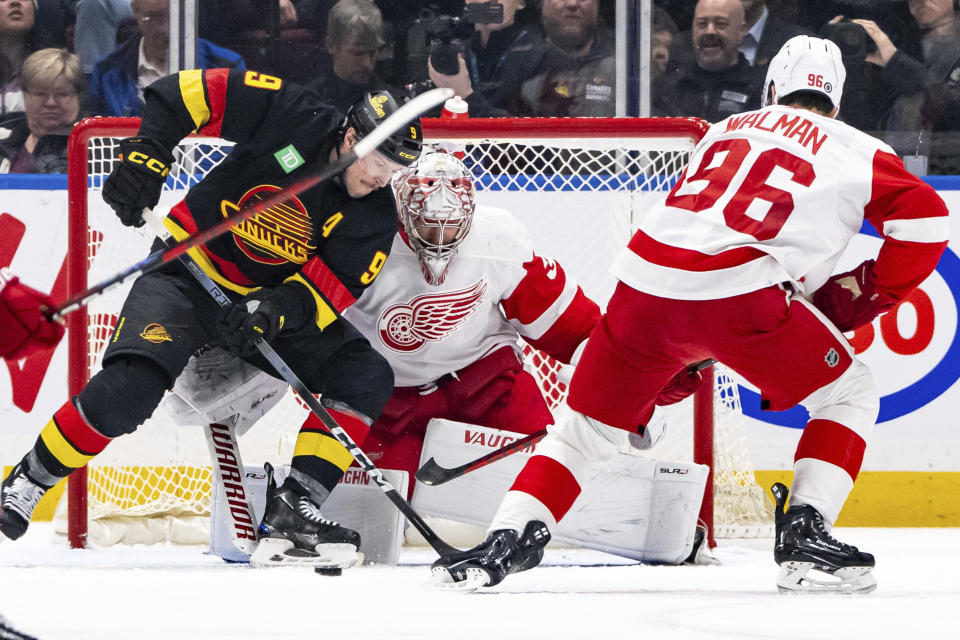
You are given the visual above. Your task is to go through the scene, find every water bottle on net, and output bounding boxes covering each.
[438,96,468,160]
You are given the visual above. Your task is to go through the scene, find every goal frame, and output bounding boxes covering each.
[65,116,718,549]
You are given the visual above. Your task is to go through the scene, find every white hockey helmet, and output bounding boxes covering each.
[762,35,846,110]
[394,151,475,285]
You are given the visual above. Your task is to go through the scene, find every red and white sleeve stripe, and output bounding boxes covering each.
[865,150,950,300]
[500,255,600,363]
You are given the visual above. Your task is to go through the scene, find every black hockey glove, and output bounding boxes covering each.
[216,285,307,357]
[102,136,175,227]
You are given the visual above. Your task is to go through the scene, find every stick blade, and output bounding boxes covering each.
[415,457,453,486]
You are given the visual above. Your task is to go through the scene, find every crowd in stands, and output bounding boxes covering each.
[0,0,958,174]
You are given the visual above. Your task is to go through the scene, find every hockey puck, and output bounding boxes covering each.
[314,566,343,576]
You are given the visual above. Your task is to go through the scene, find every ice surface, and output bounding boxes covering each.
[0,525,956,640]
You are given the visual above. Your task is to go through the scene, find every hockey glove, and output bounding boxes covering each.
[0,268,64,361]
[216,285,307,357]
[102,136,175,227]
[812,259,897,332]
[656,366,703,406]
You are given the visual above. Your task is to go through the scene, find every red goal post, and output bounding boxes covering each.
[64,116,771,549]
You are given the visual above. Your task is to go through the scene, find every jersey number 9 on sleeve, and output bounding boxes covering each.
[243,71,282,91]
[664,139,816,241]
[360,251,387,284]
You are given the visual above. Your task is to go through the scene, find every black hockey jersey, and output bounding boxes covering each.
[137,68,398,330]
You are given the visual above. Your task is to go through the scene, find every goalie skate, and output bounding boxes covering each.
[772,483,876,594]
[430,520,550,591]
[251,464,361,570]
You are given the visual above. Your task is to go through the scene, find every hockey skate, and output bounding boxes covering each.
[251,464,362,570]
[772,482,876,594]
[0,460,49,542]
[431,520,551,591]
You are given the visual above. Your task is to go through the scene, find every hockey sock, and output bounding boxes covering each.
[506,455,581,524]
[290,407,372,499]
[28,398,112,482]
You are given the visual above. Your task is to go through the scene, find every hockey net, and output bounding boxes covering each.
[62,116,772,548]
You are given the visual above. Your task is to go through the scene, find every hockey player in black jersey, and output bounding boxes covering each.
[0,70,421,569]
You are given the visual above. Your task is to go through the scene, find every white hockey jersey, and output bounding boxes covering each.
[343,206,600,387]
[612,104,950,301]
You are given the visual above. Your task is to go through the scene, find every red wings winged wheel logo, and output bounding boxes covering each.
[378,280,487,352]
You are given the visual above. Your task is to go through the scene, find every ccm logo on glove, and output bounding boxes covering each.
[124,150,170,177]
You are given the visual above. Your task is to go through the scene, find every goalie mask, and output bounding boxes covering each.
[395,152,475,285]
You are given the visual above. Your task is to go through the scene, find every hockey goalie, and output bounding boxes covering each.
[166,151,710,568]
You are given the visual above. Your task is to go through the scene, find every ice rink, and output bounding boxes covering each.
[0,525,956,640]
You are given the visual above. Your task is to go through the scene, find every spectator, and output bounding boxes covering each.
[0,48,83,173]
[840,0,960,172]
[908,0,960,133]
[651,5,678,80]
[308,0,395,113]
[427,0,546,117]
[74,0,133,74]
[0,0,48,115]
[514,0,616,117]
[36,0,73,49]
[89,0,245,117]
[653,0,760,122]
[739,0,812,72]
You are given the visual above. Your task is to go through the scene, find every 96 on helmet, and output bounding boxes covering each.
[344,91,423,166]
[762,35,846,109]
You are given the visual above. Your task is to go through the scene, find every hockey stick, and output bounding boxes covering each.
[415,358,719,486]
[49,87,453,322]
[141,209,462,560]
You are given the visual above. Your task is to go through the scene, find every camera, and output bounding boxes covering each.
[407,2,504,79]
[820,20,877,60]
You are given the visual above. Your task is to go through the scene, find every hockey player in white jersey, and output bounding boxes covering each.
[328,150,603,493]
[432,36,950,592]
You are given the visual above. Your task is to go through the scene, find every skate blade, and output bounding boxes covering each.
[429,566,491,592]
[250,538,362,569]
[776,561,877,594]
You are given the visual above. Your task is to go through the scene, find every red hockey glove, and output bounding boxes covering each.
[813,259,897,332]
[0,268,64,360]
[656,366,704,406]
[216,285,307,357]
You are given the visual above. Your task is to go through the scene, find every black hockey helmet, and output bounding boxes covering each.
[341,90,423,166]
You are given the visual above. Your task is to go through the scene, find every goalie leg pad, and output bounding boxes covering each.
[414,420,707,564]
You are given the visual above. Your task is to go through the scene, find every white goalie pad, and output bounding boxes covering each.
[211,465,409,566]
[411,420,708,564]
[161,345,287,435]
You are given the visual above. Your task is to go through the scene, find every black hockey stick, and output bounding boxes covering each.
[49,88,453,322]
[142,209,461,560]
[415,358,718,486]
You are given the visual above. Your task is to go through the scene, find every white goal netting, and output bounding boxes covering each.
[61,117,772,546]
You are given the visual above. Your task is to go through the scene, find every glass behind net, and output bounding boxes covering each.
[62,118,772,546]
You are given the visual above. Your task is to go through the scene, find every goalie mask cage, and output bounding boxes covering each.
[64,116,772,550]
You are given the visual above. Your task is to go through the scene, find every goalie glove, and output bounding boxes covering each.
[102,136,175,227]
[216,285,307,357]
[0,268,64,360]
[812,259,897,332]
